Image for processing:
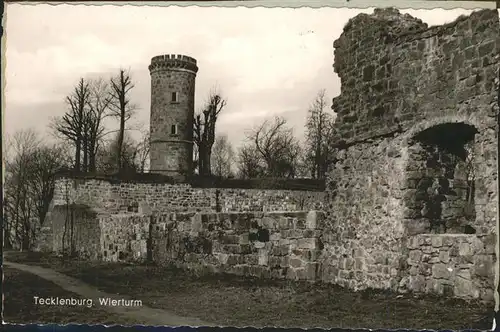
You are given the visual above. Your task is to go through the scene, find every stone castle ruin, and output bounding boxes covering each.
[38,9,499,302]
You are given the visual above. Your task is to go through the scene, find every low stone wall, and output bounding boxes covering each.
[403,234,496,301]
[51,177,325,214]
[52,178,214,214]
[152,211,325,280]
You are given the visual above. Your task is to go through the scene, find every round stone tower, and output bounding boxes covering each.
[148,54,198,178]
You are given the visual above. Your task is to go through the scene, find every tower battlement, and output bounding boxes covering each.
[149,54,198,74]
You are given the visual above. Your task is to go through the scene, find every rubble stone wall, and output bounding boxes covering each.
[404,234,496,301]
[84,211,326,282]
[320,137,407,291]
[99,213,152,262]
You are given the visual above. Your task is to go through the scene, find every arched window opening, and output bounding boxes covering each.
[404,123,478,234]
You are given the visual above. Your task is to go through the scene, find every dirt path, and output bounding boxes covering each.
[4,261,213,327]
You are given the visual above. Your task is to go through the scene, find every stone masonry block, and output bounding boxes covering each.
[297,238,319,250]
[306,210,317,229]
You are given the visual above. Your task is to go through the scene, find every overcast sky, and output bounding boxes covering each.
[5,4,476,148]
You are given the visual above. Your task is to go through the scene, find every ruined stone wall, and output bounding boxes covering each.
[51,177,325,214]
[99,213,151,262]
[332,9,498,142]
[154,211,325,280]
[49,205,102,259]
[325,8,499,296]
[403,234,496,301]
[60,208,493,301]
[98,211,325,281]
[320,138,407,291]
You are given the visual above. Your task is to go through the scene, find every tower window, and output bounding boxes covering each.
[171,124,178,135]
[171,92,179,102]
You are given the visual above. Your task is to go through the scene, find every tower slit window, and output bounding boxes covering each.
[171,124,178,135]
[171,92,179,103]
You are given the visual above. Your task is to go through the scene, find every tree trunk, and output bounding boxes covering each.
[75,140,81,171]
[117,116,125,172]
[198,145,205,175]
[147,215,154,263]
[70,207,76,256]
[22,230,30,251]
[82,138,88,172]
[89,144,96,172]
[203,150,212,176]
[62,206,68,255]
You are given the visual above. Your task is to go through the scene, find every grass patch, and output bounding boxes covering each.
[3,266,144,325]
[6,251,494,329]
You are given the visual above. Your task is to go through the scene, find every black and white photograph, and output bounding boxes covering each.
[2,1,499,329]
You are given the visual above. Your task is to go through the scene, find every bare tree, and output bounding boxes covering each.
[51,77,110,172]
[108,69,136,172]
[193,90,227,176]
[97,132,139,174]
[245,116,302,178]
[29,145,70,226]
[304,89,335,178]
[4,130,39,249]
[86,78,111,172]
[51,78,91,171]
[4,130,68,251]
[211,134,235,177]
[132,127,150,173]
[237,145,265,179]
[192,145,200,175]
